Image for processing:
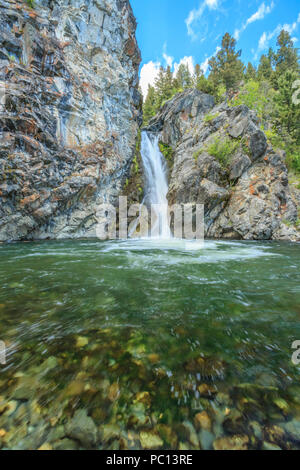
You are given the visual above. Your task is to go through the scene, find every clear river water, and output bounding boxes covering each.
[0,238,299,449]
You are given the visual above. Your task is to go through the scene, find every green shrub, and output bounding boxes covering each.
[283,220,290,227]
[263,128,284,150]
[159,142,174,165]
[230,80,275,124]
[26,0,35,7]
[215,85,226,104]
[206,136,240,168]
[132,155,139,174]
[288,153,300,173]
[204,112,220,123]
[240,136,251,156]
[193,149,203,161]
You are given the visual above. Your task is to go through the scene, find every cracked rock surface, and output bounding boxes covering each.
[0,0,142,241]
[146,89,299,241]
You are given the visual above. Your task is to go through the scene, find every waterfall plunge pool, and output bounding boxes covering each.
[0,238,299,449]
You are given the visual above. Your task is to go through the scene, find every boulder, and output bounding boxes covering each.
[250,130,268,161]
[229,154,251,181]
[0,0,142,241]
[147,89,299,242]
[65,409,98,448]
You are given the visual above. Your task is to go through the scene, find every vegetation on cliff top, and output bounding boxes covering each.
[194,136,241,170]
[143,30,300,177]
[25,0,35,8]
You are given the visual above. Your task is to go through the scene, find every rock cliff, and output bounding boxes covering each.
[0,0,142,241]
[146,89,300,241]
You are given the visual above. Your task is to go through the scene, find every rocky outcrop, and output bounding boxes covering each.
[0,0,142,241]
[146,89,300,242]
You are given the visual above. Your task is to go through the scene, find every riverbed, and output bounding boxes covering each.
[0,239,299,450]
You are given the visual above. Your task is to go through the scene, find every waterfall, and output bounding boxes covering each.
[140,131,171,239]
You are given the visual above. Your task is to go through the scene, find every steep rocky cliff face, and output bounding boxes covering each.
[0,0,142,241]
[146,89,300,241]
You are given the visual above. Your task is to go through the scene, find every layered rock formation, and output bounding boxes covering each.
[146,89,300,241]
[0,0,142,241]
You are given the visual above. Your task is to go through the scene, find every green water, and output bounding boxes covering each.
[0,239,300,450]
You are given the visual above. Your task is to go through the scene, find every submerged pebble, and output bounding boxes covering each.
[0,239,299,450]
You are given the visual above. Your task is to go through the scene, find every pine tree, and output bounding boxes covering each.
[175,64,193,90]
[194,65,216,95]
[154,66,167,106]
[153,66,177,108]
[257,53,274,81]
[245,62,257,81]
[164,65,175,99]
[274,70,300,142]
[208,33,245,96]
[194,64,203,87]
[275,30,299,76]
[143,85,156,125]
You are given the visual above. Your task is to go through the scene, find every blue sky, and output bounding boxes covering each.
[130,0,300,97]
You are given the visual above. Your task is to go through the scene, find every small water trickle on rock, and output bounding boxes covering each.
[140,131,171,238]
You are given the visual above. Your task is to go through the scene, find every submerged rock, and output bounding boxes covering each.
[139,431,163,450]
[194,411,212,431]
[38,443,53,451]
[279,420,300,443]
[179,421,199,448]
[99,424,121,443]
[199,429,215,450]
[65,380,85,397]
[157,424,178,448]
[198,384,217,399]
[53,438,79,450]
[264,425,285,445]
[75,337,89,349]
[262,441,282,451]
[213,435,249,451]
[108,382,120,402]
[65,409,98,448]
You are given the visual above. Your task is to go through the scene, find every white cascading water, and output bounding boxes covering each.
[140,131,171,239]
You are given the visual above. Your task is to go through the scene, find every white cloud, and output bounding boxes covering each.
[174,56,195,76]
[206,0,219,8]
[254,12,300,60]
[201,58,210,75]
[140,56,196,99]
[258,32,268,50]
[140,61,161,99]
[163,43,174,68]
[247,1,274,24]
[257,13,300,52]
[185,0,220,41]
[234,2,275,40]
[201,46,221,74]
[163,53,174,68]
